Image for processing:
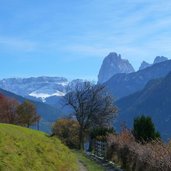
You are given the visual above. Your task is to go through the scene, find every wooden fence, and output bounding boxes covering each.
[94,141,107,158]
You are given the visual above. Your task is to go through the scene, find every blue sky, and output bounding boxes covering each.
[0,0,171,80]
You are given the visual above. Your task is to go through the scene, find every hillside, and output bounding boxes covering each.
[105,60,171,99]
[116,72,171,140]
[0,88,62,133]
[0,124,78,171]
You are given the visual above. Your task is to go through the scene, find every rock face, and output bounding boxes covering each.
[105,59,171,99]
[139,61,151,70]
[98,52,135,84]
[153,56,168,64]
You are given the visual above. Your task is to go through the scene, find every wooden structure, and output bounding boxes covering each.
[94,141,107,158]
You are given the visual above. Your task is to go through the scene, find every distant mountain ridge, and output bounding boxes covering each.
[0,76,68,101]
[116,71,171,140]
[139,61,151,70]
[154,56,168,64]
[139,56,168,70]
[105,59,171,99]
[0,77,84,104]
[98,52,135,84]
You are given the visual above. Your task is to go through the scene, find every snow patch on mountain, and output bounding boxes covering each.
[0,77,85,103]
[29,91,66,102]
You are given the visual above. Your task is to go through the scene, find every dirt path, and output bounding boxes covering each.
[87,154,124,171]
[78,160,88,171]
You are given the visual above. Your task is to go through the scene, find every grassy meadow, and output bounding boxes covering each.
[0,124,78,171]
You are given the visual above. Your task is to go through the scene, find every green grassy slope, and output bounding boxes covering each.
[0,124,78,171]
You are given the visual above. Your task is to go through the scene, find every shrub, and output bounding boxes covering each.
[107,129,171,171]
[52,118,80,149]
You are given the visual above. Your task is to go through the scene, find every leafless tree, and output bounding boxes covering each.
[65,82,117,150]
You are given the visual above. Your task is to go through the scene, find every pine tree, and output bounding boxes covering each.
[133,115,160,142]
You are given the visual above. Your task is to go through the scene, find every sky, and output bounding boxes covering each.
[0,0,171,80]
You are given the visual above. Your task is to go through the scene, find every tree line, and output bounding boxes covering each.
[0,94,40,128]
[0,82,160,150]
[52,82,160,150]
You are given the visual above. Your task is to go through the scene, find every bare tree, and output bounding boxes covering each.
[65,82,117,150]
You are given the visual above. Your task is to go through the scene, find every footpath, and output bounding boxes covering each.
[86,153,124,171]
[78,160,88,171]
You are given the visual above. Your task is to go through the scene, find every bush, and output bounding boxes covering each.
[107,129,171,171]
[52,118,80,149]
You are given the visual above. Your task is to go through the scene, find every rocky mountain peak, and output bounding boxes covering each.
[153,56,168,64]
[139,61,151,70]
[107,52,121,61]
[98,52,135,84]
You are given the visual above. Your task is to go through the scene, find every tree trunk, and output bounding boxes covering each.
[37,121,39,130]
[79,128,84,150]
[88,137,93,152]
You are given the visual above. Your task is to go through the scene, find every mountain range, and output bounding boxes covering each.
[0,77,84,130]
[0,77,84,105]
[104,59,171,99]
[1,52,171,140]
[116,71,171,140]
[97,52,171,140]
[139,56,168,70]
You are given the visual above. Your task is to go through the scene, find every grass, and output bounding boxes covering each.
[0,124,78,171]
[73,150,105,171]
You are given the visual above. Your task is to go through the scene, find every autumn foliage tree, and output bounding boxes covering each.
[0,94,19,124]
[0,94,40,128]
[52,118,80,149]
[16,100,40,128]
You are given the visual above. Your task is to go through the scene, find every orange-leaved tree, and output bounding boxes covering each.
[0,93,19,124]
[16,100,40,128]
[52,118,80,149]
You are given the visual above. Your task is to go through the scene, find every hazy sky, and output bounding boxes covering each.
[0,0,171,80]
